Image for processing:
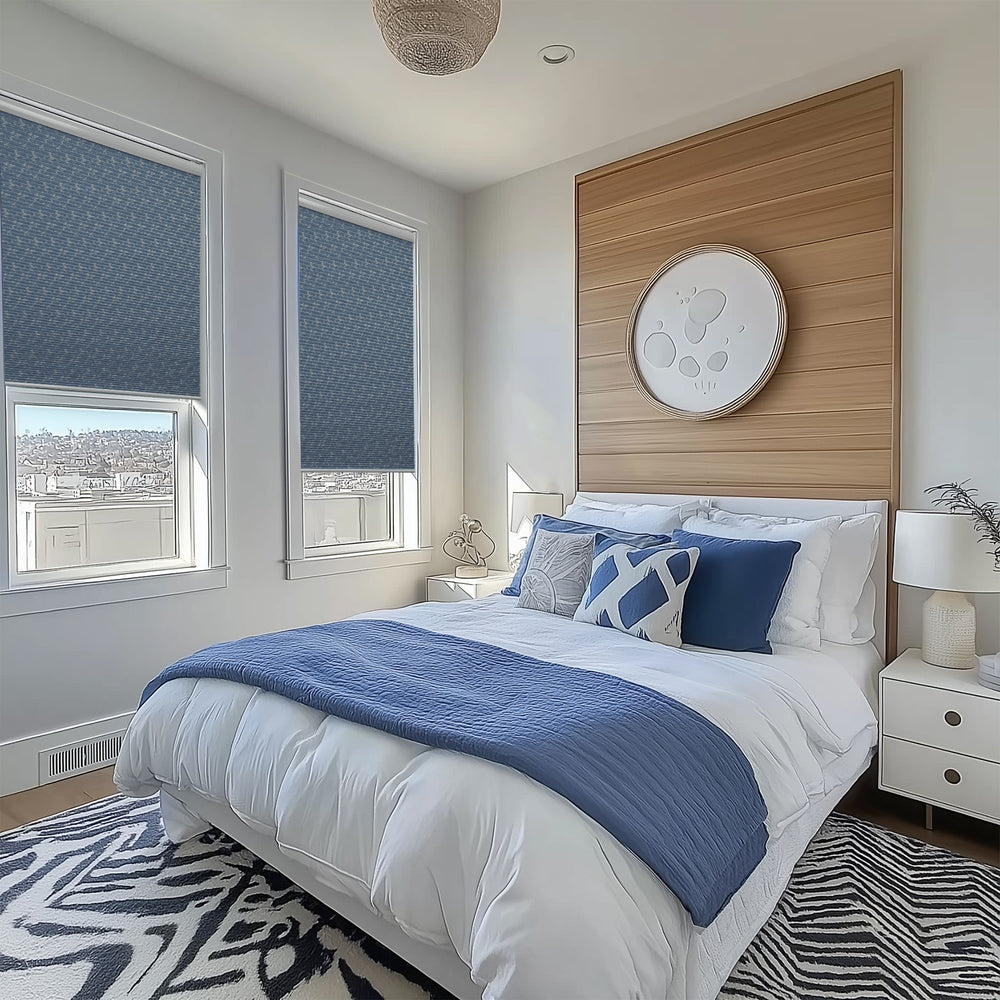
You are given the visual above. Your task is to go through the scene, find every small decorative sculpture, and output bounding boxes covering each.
[442,513,496,578]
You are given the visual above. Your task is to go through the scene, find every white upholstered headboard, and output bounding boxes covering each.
[577,492,890,662]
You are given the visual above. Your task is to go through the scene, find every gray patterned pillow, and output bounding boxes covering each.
[516,528,595,616]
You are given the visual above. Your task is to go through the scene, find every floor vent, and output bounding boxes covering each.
[39,731,125,784]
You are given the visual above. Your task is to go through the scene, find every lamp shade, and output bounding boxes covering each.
[893,510,1000,593]
[509,492,563,533]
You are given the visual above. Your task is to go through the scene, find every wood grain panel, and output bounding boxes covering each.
[786,274,893,328]
[579,409,892,454]
[578,354,635,393]
[580,130,892,247]
[579,278,649,326]
[579,366,894,422]
[579,319,894,391]
[780,318,894,372]
[579,482,890,502]
[759,230,892,291]
[578,450,892,492]
[578,84,893,215]
[578,174,892,291]
[579,318,627,358]
[581,303,892,370]
[575,72,902,655]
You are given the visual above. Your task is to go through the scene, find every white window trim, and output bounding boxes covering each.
[302,472,401,558]
[282,173,431,579]
[0,75,227,617]
[6,386,195,583]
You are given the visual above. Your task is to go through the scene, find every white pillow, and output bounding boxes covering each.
[565,496,704,535]
[821,514,880,642]
[682,513,840,650]
[705,509,881,644]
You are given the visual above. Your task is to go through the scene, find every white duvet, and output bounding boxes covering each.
[116,596,878,1000]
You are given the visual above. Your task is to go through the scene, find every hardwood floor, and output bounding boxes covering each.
[0,766,117,833]
[838,762,999,867]
[1,762,997,868]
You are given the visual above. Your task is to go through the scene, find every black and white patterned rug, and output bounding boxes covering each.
[1,795,997,1000]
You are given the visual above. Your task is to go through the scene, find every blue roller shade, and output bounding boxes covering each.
[297,204,415,472]
[0,110,202,397]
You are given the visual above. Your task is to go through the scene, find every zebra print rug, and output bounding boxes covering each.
[1,795,997,999]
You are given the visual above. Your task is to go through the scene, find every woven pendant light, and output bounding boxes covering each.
[373,0,501,76]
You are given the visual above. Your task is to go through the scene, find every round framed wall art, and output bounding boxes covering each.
[626,245,787,420]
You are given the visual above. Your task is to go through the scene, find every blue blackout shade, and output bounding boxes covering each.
[297,205,415,472]
[0,111,202,397]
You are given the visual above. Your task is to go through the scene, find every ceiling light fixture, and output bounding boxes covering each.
[539,44,575,65]
[372,0,501,76]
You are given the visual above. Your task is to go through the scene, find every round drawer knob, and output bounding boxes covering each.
[944,768,962,785]
[944,710,962,727]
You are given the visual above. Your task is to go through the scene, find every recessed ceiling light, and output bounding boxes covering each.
[539,44,575,65]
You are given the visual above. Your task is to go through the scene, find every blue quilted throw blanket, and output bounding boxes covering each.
[141,619,768,925]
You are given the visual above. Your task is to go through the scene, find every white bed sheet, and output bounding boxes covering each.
[116,596,879,1000]
[819,641,883,712]
[688,639,883,714]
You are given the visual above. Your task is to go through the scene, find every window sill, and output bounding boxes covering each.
[285,546,433,580]
[0,566,229,618]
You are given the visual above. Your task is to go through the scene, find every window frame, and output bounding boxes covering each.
[0,77,227,617]
[302,471,397,554]
[6,386,193,585]
[282,174,431,579]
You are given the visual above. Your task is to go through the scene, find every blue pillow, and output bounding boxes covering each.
[672,528,800,654]
[504,515,673,597]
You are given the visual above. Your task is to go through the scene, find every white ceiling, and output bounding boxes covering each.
[40,0,966,192]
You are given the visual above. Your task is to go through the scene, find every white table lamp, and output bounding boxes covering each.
[508,492,563,569]
[509,492,564,534]
[893,510,1000,668]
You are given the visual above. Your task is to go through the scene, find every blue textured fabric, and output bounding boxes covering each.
[672,529,800,654]
[140,618,768,926]
[0,111,202,397]
[297,206,415,471]
[504,515,673,597]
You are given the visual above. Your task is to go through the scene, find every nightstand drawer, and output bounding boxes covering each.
[881,678,1000,763]
[881,737,1000,822]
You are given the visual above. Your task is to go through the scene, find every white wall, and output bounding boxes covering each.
[464,5,1000,655]
[0,3,465,755]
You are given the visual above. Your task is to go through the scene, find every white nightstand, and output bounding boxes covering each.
[426,570,514,603]
[879,648,1000,829]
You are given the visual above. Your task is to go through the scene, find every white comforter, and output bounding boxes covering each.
[116,596,877,1000]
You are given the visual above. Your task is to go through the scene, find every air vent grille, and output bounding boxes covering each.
[39,731,125,784]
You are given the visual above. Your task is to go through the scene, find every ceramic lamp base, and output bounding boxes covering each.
[454,564,488,579]
[922,590,977,669]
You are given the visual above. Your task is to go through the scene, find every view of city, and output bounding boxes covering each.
[13,405,179,571]
[12,405,392,565]
[302,471,391,547]
[15,406,175,502]
[302,470,389,498]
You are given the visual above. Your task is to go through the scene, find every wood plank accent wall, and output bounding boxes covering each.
[575,73,902,508]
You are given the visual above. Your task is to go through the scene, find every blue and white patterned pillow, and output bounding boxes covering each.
[573,535,700,646]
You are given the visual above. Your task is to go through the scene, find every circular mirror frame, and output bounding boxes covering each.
[625,244,788,421]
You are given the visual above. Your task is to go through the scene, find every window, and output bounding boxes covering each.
[303,472,392,549]
[11,393,187,577]
[283,175,429,576]
[0,87,225,610]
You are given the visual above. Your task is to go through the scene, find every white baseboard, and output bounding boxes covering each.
[0,712,134,797]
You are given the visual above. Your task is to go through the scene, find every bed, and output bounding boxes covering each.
[115,494,887,1000]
